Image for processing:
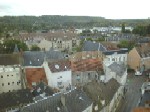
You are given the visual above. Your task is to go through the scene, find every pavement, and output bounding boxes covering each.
[115,73,148,112]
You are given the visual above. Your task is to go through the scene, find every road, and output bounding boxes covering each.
[116,73,148,112]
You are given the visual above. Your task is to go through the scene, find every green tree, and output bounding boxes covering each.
[97,37,105,42]
[3,39,28,53]
[31,45,40,51]
[86,37,93,41]
[117,40,135,51]
[121,23,125,33]
[132,25,147,36]
[146,24,150,34]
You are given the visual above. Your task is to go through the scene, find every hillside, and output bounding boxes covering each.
[0,15,149,35]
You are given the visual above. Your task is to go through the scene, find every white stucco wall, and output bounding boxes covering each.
[103,53,127,67]
[105,68,116,83]
[105,67,127,85]
[0,67,22,93]
[43,62,72,91]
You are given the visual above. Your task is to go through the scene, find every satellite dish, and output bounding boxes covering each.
[55,64,59,69]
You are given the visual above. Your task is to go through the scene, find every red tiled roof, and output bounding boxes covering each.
[48,60,71,73]
[71,58,103,72]
[70,51,104,61]
[101,42,119,50]
[25,68,47,89]
[132,107,150,112]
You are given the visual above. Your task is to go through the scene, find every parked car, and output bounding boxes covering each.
[135,71,142,76]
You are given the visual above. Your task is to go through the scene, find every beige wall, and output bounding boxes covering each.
[127,48,141,70]
[38,39,52,51]
[0,67,22,93]
[142,58,150,70]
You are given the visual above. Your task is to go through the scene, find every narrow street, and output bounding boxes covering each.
[116,73,148,112]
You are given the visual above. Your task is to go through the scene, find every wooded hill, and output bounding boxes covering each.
[0,15,149,34]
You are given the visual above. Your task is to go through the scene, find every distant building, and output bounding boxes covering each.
[19,30,80,52]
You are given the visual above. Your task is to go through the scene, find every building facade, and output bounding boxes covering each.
[0,66,22,93]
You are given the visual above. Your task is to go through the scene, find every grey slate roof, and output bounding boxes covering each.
[21,89,92,112]
[82,41,107,52]
[139,91,150,106]
[23,50,65,66]
[0,89,33,111]
[0,54,20,65]
[103,49,128,55]
[138,37,150,43]
[83,78,120,110]
[108,62,126,76]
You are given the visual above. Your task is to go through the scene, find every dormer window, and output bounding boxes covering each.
[65,66,67,69]
[29,61,32,65]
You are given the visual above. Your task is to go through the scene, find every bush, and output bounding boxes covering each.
[127,68,135,73]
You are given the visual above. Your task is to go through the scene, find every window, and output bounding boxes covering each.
[1,75,3,78]
[76,75,80,81]
[112,58,115,61]
[88,73,91,80]
[7,75,9,77]
[123,57,126,61]
[119,57,121,61]
[57,82,62,86]
[2,83,4,86]
[8,82,10,85]
[12,82,14,84]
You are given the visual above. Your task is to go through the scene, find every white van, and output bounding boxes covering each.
[135,71,142,76]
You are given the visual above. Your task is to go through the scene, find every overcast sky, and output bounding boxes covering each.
[0,0,149,19]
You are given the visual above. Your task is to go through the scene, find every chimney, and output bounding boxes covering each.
[61,94,66,107]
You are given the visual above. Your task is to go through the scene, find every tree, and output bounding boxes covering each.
[117,40,135,51]
[3,39,28,53]
[132,25,147,36]
[146,24,150,34]
[97,37,105,42]
[86,37,93,41]
[31,45,40,51]
[121,23,125,33]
